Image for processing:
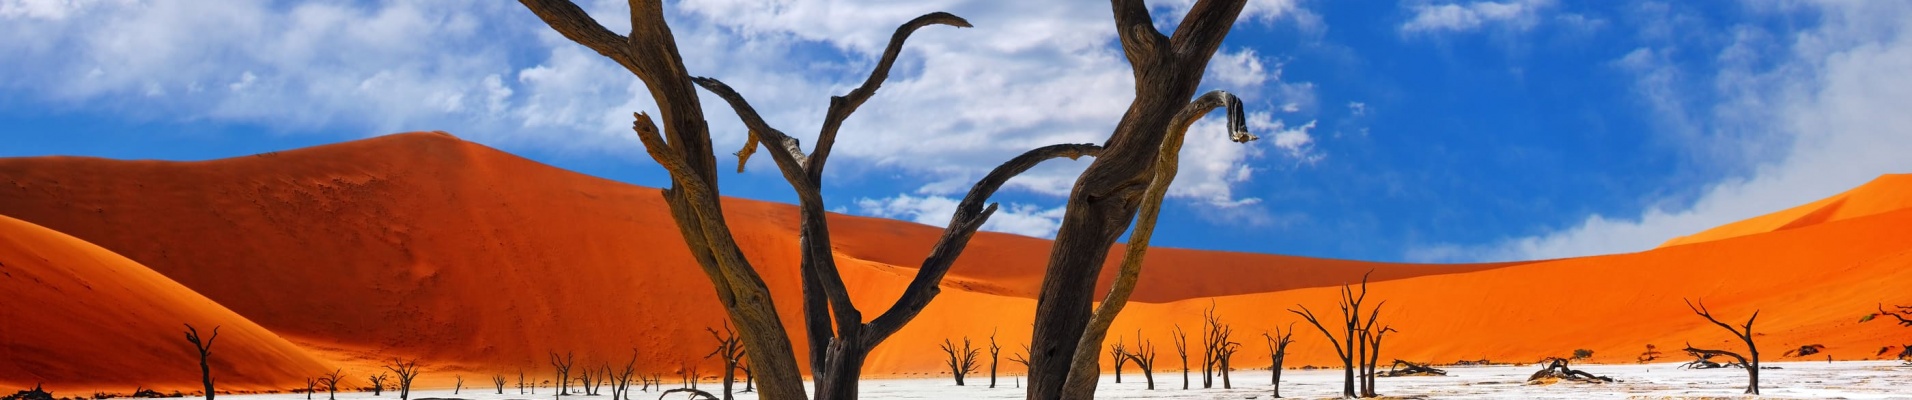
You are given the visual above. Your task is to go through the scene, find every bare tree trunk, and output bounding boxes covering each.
[1686,298,1761,395]
[183,324,219,400]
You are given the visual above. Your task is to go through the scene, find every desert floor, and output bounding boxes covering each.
[222,360,1908,400]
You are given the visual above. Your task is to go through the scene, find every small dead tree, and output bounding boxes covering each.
[304,378,318,400]
[1864,303,1912,326]
[1108,338,1128,384]
[1637,344,1663,363]
[1379,360,1446,377]
[939,337,981,386]
[551,352,574,395]
[1122,331,1157,390]
[1291,271,1377,398]
[1171,325,1190,390]
[519,369,528,395]
[385,358,422,400]
[455,375,464,395]
[317,369,345,400]
[1360,324,1395,398]
[1685,298,1761,395]
[988,330,1003,389]
[1526,358,1612,384]
[705,323,746,400]
[1202,308,1240,390]
[493,374,507,395]
[1263,323,1295,398]
[612,350,637,400]
[182,324,219,400]
[367,373,389,396]
[576,365,596,396]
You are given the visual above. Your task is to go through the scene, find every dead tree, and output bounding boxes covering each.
[1010,344,1033,369]
[1866,304,1912,326]
[681,363,700,390]
[577,365,597,396]
[455,375,465,395]
[1122,331,1157,390]
[519,369,528,395]
[386,358,422,400]
[551,352,574,395]
[988,330,1003,389]
[739,361,754,393]
[1109,339,1128,384]
[940,337,982,386]
[317,369,345,400]
[182,324,219,400]
[367,373,389,396]
[612,351,638,400]
[494,374,507,395]
[1291,271,1377,398]
[656,388,719,400]
[1171,325,1190,390]
[1263,324,1295,398]
[706,323,746,400]
[1685,298,1761,395]
[1197,305,1241,389]
[305,378,318,400]
[1637,344,1663,363]
[512,1,1255,399]
[1379,360,1446,377]
[1360,324,1395,397]
[1526,358,1612,384]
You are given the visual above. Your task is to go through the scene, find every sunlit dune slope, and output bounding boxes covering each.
[0,132,1492,387]
[1659,174,1912,248]
[0,214,331,393]
[1,132,1905,390]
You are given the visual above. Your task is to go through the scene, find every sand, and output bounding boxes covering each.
[1,132,1908,394]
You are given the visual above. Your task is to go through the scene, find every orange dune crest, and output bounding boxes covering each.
[0,214,331,393]
[1659,174,1912,248]
[2,132,1907,392]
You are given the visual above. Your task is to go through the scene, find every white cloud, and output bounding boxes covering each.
[0,0,1325,230]
[853,194,1067,238]
[1411,1,1912,262]
[1399,0,1554,35]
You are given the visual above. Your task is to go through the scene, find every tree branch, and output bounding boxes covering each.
[1167,0,1247,63]
[1109,0,1167,66]
[864,143,1104,344]
[809,12,971,179]
[517,0,633,66]
[689,77,809,174]
[1061,90,1255,398]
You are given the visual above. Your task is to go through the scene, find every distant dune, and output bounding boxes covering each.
[1,132,1906,392]
[0,214,330,393]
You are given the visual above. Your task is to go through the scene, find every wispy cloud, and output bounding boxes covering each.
[1409,2,1912,262]
[1399,0,1555,35]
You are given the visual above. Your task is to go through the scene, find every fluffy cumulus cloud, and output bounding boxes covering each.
[1399,0,1554,35]
[0,0,1325,238]
[1410,1,1912,262]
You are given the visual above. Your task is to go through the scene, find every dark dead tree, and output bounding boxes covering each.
[1525,358,1612,384]
[317,369,345,400]
[1864,304,1912,327]
[551,352,575,396]
[1637,344,1663,363]
[988,330,1003,389]
[1171,325,1190,390]
[305,378,318,400]
[1379,360,1445,377]
[655,388,718,400]
[613,351,638,400]
[520,369,529,395]
[1010,344,1033,369]
[1290,271,1376,398]
[367,373,389,396]
[739,360,753,393]
[940,337,982,386]
[386,358,422,400]
[1026,1,1257,398]
[577,364,597,396]
[1262,323,1295,398]
[455,375,464,395]
[705,323,746,400]
[494,374,508,395]
[681,363,700,390]
[1121,331,1157,390]
[515,1,1256,399]
[183,324,219,400]
[1055,91,1257,399]
[517,2,1130,400]
[1359,323,1394,397]
[1197,304,1240,389]
[1109,338,1128,384]
[1685,298,1761,395]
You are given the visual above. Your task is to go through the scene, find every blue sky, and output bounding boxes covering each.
[4,0,1910,263]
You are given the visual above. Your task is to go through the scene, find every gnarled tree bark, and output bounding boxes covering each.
[1028,1,1251,398]
[1685,298,1760,395]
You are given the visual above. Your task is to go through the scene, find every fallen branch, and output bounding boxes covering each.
[1526,358,1613,385]
[1379,360,1446,377]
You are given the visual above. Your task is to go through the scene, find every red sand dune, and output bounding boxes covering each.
[1659,174,1912,248]
[0,214,331,393]
[1,132,1907,392]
